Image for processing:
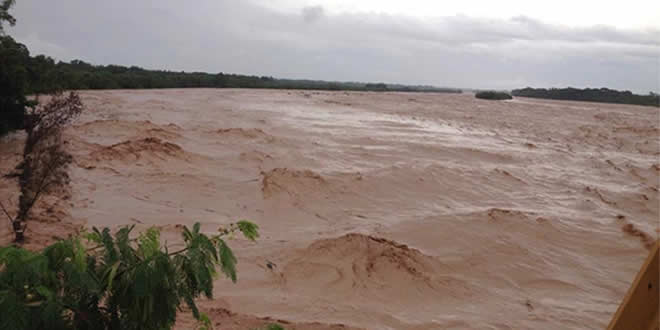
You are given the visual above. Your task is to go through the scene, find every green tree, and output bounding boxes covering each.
[0,0,35,136]
[511,87,659,107]
[0,35,34,135]
[0,221,259,329]
[28,54,59,94]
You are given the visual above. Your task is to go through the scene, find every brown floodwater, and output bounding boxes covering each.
[1,89,658,329]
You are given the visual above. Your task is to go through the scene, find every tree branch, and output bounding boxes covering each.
[0,200,15,223]
[18,150,59,222]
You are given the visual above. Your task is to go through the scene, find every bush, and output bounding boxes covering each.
[0,221,259,330]
[475,91,513,100]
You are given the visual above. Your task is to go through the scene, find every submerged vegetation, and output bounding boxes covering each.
[0,221,259,330]
[475,91,513,100]
[512,87,659,107]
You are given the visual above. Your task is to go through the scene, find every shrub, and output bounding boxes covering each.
[0,221,259,330]
[475,91,513,100]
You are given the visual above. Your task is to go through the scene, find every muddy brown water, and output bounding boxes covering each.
[1,89,658,329]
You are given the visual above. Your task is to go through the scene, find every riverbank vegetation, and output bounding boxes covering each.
[512,87,659,107]
[0,221,259,330]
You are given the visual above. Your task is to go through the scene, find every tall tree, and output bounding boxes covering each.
[0,0,16,34]
[0,35,33,135]
[0,0,34,136]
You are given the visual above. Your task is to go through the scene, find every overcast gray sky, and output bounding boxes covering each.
[7,0,660,92]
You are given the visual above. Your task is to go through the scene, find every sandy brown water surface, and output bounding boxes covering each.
[1,89,658,329]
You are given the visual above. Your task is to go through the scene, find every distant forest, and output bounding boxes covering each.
[9,46,460,93]
[511,87,659,107]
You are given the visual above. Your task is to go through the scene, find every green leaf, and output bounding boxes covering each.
[85,228,102,244]
[182,290,200,319]
[182,225,193,243]
[100,227,117,262]
[236,221,259,241]
[138,227,160,258]
[197,312,213,330]
[73,238,87,272]
[106,261,120,291]
[216,239,237,282]
[34,286,52,299]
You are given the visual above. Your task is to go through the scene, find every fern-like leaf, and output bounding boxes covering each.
[105,261,120,291]
[236,220,259,241]
[216,238,237,282]
[138,227,160,258]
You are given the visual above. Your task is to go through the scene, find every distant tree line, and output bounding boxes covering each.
[2,39,461,94]
[35,60,462,93]
[512,87,659,107]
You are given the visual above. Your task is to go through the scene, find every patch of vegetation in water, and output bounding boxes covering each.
[475,91,513,100]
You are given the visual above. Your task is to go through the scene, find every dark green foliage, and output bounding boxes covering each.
[18,57,462,94]
[27,55,60,94]
[511,87,660,107]
[0,35,36,135]
[235,220,260,241]
[364,83,388,91]
[0,0,32,136]
[475,91,513,100]
[0,221,259,330]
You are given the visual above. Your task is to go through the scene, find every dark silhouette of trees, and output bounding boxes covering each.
[475,91,513,100]
[0,35,35,135]
[512,87,659,107]
[365,83,388,91]
[0,0,35,136]
[16,57,462,94]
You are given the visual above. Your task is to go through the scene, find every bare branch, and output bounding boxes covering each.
[0,200,15,223]
[17,148,61,221]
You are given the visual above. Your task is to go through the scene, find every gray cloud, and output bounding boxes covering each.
[7,0,660,92]
[302,5,324,23]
